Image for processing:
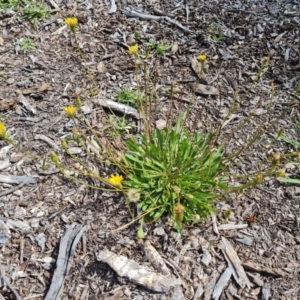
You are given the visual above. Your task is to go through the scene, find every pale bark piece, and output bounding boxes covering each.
[235,236,254,246]
[0,182,24,197]
[95,98,140,119]
[212,267,232,300]
[97,61,105,73]
[0,160,10,170]
[221,237,252,289]
[142,240,170,276]
[171,42,179,55]
[171,285,185,300]
[191,83,219,95]
[218,224,248,230]
[35,134,59,151]
[164,16,192,32]
[6,219,31,232]
[242,261,287,277]
[122,8,192,32]
[193,284,204,300]
[47,0,60,11]
[21,83,52,94]
[211,213,219,236]
[201,249,212,267]
[0,174,36,184]
[123,8,164,21]
[261,284,271,300]
[44,223,86,300]
[204,270,220,300]
[0,233,10,247]
[97,249,182,292]
[109,0,117,13]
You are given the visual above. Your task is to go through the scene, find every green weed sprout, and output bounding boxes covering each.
[19,38,35,51]
[22,0,54,26]
[116,89,144,107]
[103,115,136,138]
[208,22,225,42]
[145,40,172,56]
[0,0,18,10]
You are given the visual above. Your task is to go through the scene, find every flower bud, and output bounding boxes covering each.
[175,203,185,223]
[137,226,144,239]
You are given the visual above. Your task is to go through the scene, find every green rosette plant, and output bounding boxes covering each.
[122,115,228,232]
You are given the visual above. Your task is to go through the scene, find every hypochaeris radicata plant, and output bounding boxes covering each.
[1,18,300,237]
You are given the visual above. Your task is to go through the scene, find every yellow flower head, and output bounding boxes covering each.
[108,174,124,187]
[64,106,76,119]
[65,17,78,32]
[0,122,7,140]
[127,188,140,202]
[128,44,139,56]
[198,54,207,63]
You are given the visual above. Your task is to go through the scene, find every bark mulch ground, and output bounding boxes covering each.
[0,0,300,299]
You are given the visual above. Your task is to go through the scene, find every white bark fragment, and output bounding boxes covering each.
[95,98,140,119]
[218,224,248,230]
[109,0,117,14]
[212,267,232,300]
[97,249,182,292]
[221,237,252,289]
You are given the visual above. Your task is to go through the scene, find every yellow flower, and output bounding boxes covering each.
[198,54,207,63]
[127,189,140,202]
[128,44,139,56]
[0,122,7,139]
[65,17,78,33]
[108,174,124,187]
[64,106,76,119]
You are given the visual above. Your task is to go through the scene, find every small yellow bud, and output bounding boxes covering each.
[193,214,200,222]
[271,152,280,166]
[61,140,68,149]
[73,93,82,106]
[185,194,194,200]
[224,210,232,220]
[291,152,299,157]
[173,186,181,194]
[277,171,286,178]
[262,57,269,67]
[272,152,280,161]
[255,174,263,184]
[175,203,185,223]
[50,152,59,164]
